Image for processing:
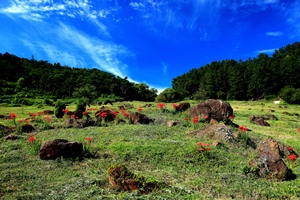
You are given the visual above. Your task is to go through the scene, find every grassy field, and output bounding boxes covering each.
[0,100,300,199]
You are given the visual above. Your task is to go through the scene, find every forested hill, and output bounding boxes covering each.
[172,42,300,101]
[0,53,157,102]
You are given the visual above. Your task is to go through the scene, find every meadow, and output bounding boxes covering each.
[0,100,300,199]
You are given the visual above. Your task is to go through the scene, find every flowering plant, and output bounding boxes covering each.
[197,141,212,160]
[82,137,93,157]
[287,154,297,169]
[28,135,42,156]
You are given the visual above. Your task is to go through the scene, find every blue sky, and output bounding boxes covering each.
[0,0,299,93]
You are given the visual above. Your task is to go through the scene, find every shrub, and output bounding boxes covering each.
[280,87,300,104]
[54,99,66,118]
[76,98,87,111]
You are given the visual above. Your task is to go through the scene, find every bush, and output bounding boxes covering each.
[280,87,300,104]
[44,99,53,106]
[54,99,66,118]
[76,98,87,111]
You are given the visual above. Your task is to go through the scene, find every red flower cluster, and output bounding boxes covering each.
[86,137,92,142]
[28,136,35,143]
[137,106,143,112]
[229,115,234,120]
[43,115,51,122]
[172,103,178,109]
[10,113,17,119]
[62,108,69,114]
[287,146,294,151]
[100,112,107,118]
[197,141,211,152]
[157,103,166,109]
[121,109,130,118]
[287,154,297,161]
[192,116,198,124]
[238,126,249,133]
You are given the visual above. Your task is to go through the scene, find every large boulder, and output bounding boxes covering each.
[249,138,289,180]
[188,99,233,122]
[130,112,154,124]
[39,139,83,160]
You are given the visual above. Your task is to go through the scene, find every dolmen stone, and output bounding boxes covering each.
[249,138,289,180]
[188,99,233,123]
[249,115,270,126]
[39,139,83,160]
[130,112,154,124]
[175,102,191,112]
[95,109,117,122]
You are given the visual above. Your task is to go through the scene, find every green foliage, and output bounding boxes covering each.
[54,99,66,118]
[172,42,300,101]
[76,98,87,111]
[155,88,180,103]
[0,52,156,101]
[280,87,300,104]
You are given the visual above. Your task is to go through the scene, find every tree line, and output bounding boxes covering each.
[167,42,300,103]
[0,53,157,103]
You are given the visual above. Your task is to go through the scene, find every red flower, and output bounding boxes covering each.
[112,111,119,117]
[18,119,24,123]
[199,147,205,152]
[71,114,75,118]
[204,115,209,119]
[62,108,69,114]
[137,106,143,112]
[229,115,234,120]
[157,103,165,109]
[123,111,130,118]
[28,112,31,115]
[238,126,249,133]
[28,136,35,143]
[172,103,178,109]
[192,116,198,124]
[203,143,211,146]
[100,112,107,118]
[206,148,211,151]
[197,141,202,146]
[287,147,294,151]
[184,117,188,121]
[10,113,17,119]
[31,113,37,117]
[86,137,92,142]
[43,115,51,122]
[287,154,297,161]
[82,111,87,115]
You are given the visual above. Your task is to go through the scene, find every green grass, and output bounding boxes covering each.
[0,100,300,199]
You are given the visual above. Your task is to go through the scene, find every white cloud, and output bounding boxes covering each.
[265,31,283,36]
[161,62,168,75]
[253,48,277,56]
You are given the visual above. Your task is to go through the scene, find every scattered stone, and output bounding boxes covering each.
[43,110,54,115]
[130,112,155,124]
[22,124,35,133]
[107,165,162,194]
[194,124,237,143]
[95,109,117,122]
[282,111,292,116]
[39,139,83,160]
[167,120,180,127]
[175,102,191,112]
[5,134,18,140]
[249,115,270,126]
[0,124,16,137]
[249,138,290,180]
[188,99,233,123]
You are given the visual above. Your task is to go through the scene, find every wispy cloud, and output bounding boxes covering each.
[253,48,277,56]
[161,62,168,75]
[265,31,283,36]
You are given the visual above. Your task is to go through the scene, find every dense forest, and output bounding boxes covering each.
[0,53,158,104]
[1,42,300,105]
[166,42,300,103]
